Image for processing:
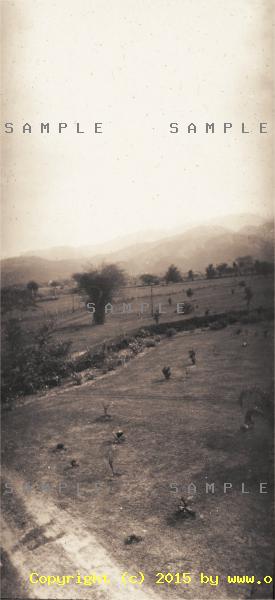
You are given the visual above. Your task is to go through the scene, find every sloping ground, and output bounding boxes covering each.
[40,274,275,353]
[1,470,158,600]
[1,320,274,599]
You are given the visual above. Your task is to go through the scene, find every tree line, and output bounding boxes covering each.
[1,257,273,324]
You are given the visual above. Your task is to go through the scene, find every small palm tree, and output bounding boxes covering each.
[26,280,39,298]
[244,286,253,309]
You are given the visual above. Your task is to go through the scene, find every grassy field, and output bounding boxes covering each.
[2,274,274,598]
[14,274,274,355]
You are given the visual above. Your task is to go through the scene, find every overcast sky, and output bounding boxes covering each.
[2,0,273,257]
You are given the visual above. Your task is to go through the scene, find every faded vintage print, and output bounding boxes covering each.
[1,1,274,599]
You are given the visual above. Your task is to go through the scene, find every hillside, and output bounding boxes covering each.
[1,217,273,285]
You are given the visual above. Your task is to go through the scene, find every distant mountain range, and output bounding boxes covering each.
[1,214,273,286]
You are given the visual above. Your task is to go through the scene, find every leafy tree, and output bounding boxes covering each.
[254,260,274,276]
[1,286,36,314]
[206,264,216,279]
[26,280,39,297]
[153,307,161,324]
[1,319,71,403]
[216,263,228,277]
[164,264,182,284]
[140,274,160,286]
[236,256,254,274]
[50,280,59,296]
[73,264,126,324]
[188,270,194,281]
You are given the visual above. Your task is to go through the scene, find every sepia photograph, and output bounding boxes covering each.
[1,1,274,599]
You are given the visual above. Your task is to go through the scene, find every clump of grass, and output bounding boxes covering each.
[176,496,196,518]
[113,429,126,443]
[162,366,171,380]
[189,350,196,365]
[124,534,142,545]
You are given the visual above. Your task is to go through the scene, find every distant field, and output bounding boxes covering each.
[19,274,273,353]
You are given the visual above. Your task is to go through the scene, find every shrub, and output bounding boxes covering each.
[72,372,82,385]
[145,338,156,348]
[184,302,194,314]
[240,314,260,325]
[209,320,227,331]
[129,340,143,354]
[2,319,71,402]
[162,366,171,379]
[166,327,177,337]
[105,358,117,371]
[136,328,150,338]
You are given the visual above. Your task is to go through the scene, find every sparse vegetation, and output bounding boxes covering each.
[2,275,273,593]
[1,319,71,403]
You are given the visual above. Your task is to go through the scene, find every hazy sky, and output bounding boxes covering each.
[2,0,273,257]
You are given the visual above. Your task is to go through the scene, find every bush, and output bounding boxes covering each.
[129,340,143,354]
[209,320,227,331]
[72,372,82,385]
[105,358,117,371]
[166,327,177,337]
[240,314,260,325]
[145,338,156,348]
[136,328,150,338]
[2,319,71,402]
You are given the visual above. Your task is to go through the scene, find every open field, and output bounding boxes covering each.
[10,274,274,354]
[2,303,274,598]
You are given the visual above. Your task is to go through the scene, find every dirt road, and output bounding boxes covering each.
[1,468,159,600]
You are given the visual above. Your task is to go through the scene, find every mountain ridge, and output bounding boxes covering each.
[1,215,273,285]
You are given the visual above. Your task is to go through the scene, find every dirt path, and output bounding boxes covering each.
[1,468,159,600]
